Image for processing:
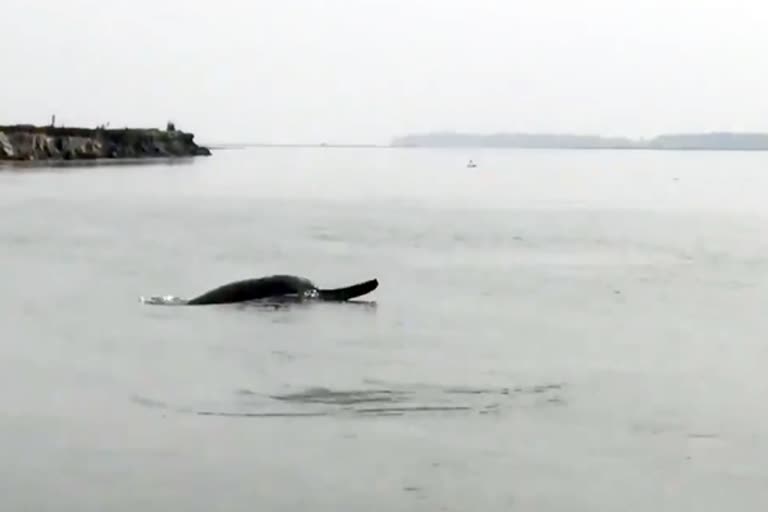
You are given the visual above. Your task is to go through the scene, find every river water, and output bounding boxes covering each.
[2,147,768,511]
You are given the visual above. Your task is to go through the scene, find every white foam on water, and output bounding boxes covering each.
[139,295,188,305]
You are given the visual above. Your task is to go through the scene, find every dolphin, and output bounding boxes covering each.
[141,274,378,306]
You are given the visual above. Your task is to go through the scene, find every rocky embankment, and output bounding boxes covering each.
[0,124,211,161]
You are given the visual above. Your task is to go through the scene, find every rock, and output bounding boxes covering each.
[0,132,15,158]
[0,124,211,161]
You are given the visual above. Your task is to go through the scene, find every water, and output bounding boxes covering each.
[2,147,768,511]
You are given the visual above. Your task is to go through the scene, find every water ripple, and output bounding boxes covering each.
[131,380,567,419]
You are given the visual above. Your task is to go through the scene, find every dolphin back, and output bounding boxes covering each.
[150,275,378,306]
[186,275,315,305]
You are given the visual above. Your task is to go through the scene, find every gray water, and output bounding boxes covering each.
[2,147,768,511]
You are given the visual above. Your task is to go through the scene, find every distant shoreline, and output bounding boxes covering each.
[207,142,768,152]
[208,132,768,152]
[390,132,768,151]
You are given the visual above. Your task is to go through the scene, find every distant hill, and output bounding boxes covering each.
[647,132,768,150]
[391,132,768,151]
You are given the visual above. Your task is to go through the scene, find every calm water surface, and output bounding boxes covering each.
[2,148,768,511]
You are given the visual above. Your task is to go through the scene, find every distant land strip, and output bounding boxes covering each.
[390,132,768,151]
[206,143,388,149]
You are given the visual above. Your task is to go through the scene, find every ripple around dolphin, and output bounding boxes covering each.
[131,380,567,419]
[232,299,378,311]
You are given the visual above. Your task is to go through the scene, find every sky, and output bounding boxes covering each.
[2,0,767,145]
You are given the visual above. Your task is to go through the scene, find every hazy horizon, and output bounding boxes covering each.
[3,0,768,145]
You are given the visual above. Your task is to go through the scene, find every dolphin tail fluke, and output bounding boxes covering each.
[318,279,378,301]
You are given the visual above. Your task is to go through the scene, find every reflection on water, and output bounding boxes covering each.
[271,387,407,405]
[0,156,198,172]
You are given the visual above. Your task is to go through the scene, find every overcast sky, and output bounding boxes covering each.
[2,0,767,144]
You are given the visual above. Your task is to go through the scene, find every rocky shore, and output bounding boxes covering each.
[0,124,211,161]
